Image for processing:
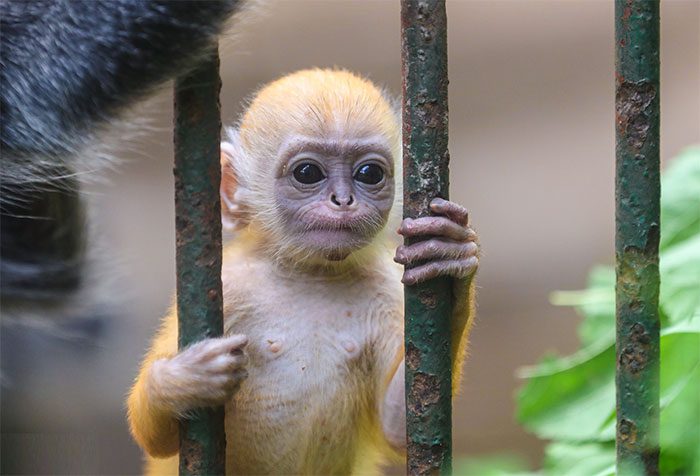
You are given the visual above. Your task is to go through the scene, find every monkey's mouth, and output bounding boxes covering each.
[307,222,360,233]
[299,226,374,260]
[302,226,369,243]
[301,212,383,233]
[291,211,385,261]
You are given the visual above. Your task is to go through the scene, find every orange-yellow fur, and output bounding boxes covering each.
[127,69,476,475]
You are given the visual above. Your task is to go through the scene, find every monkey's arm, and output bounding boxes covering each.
[395,197,479,392]
[1,0,241,159]
[382,198,479,446]
[127,310,180,457]
[450,276,477,392]
[380,355,406,450]
[127,309,248,458]
[380,278,476,450]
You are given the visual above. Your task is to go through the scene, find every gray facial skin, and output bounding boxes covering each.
[274,137,395,261]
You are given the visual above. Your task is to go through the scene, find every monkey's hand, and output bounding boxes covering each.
[147,334,249,416]
[394,198,478,285]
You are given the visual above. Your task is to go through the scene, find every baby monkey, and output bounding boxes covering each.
[127,69,478,475]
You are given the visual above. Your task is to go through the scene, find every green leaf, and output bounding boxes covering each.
[511,146,700,475]
[516,345,615,442]
[542,442,615,476]
[659,146,700,251]
[517,318,700,444]
[659,233,700,325]
[658,330,700,476]
[550,266,616,347]
[453,454,532,476]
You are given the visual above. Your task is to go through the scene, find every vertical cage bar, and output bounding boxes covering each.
[615,1,660,475]
[401,1,452,474]
[174,47,225,476]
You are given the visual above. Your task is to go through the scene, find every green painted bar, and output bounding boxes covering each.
[173,48,226,476]
[401,1,453,474]
[615,1,660,475]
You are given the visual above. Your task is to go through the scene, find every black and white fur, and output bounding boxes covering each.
[0,0,242,301]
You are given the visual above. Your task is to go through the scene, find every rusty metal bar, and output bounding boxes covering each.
[615,1,660,475]
[173,47,225,476]
[401,1,452,474]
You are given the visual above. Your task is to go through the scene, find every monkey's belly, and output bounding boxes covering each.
[224,349,372,474]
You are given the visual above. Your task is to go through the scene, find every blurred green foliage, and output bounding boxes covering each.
[455,146,700,476]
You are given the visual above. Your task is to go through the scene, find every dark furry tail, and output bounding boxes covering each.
[0,0,242,299]
[0,0,241,162]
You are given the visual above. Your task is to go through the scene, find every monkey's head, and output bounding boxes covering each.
[221,69,401,266]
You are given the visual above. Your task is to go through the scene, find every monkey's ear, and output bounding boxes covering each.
[220,137,248,232]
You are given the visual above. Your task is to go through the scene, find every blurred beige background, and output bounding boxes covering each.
[2,1,698,474]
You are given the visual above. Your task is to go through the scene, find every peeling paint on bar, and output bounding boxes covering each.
[173,48,226,476]
[401,1,453,474]
[615,1,660,475]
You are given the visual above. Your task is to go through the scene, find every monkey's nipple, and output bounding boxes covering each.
[267,339,282,353]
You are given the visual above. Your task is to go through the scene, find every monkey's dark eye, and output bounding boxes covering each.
[354,164,384,185]
[293,163,325,184]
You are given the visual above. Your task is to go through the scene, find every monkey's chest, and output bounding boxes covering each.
[225,308,373,474]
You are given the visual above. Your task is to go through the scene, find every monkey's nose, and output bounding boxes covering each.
[330,193,355,208]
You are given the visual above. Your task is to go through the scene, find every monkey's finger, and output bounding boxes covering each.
[208,352,249,374]
[196,377,237,405]
[223,334,249,353]
[398,216,470,242]
[193,334,249,361]
[402,257,478,285]
[227,368,249,388]
[430,198,469,226]
[210,369,249,398]
[394,239,477,265]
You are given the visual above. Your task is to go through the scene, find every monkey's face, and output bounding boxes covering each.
[273,135,395,261]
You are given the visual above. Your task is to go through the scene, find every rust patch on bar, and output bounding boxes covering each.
[409,372,440,413]
[180,439,203,473]
[207,289,219,301]
[617,246,657,290]
[418,289,438,309]
[622,4,632,22]
[642,448,661,476]
[407,442,443,476]
[619,323,651,374]
[616,81,657,152]
[619,418,638,448]
[406,343,422,371]
[645,224,660,254]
